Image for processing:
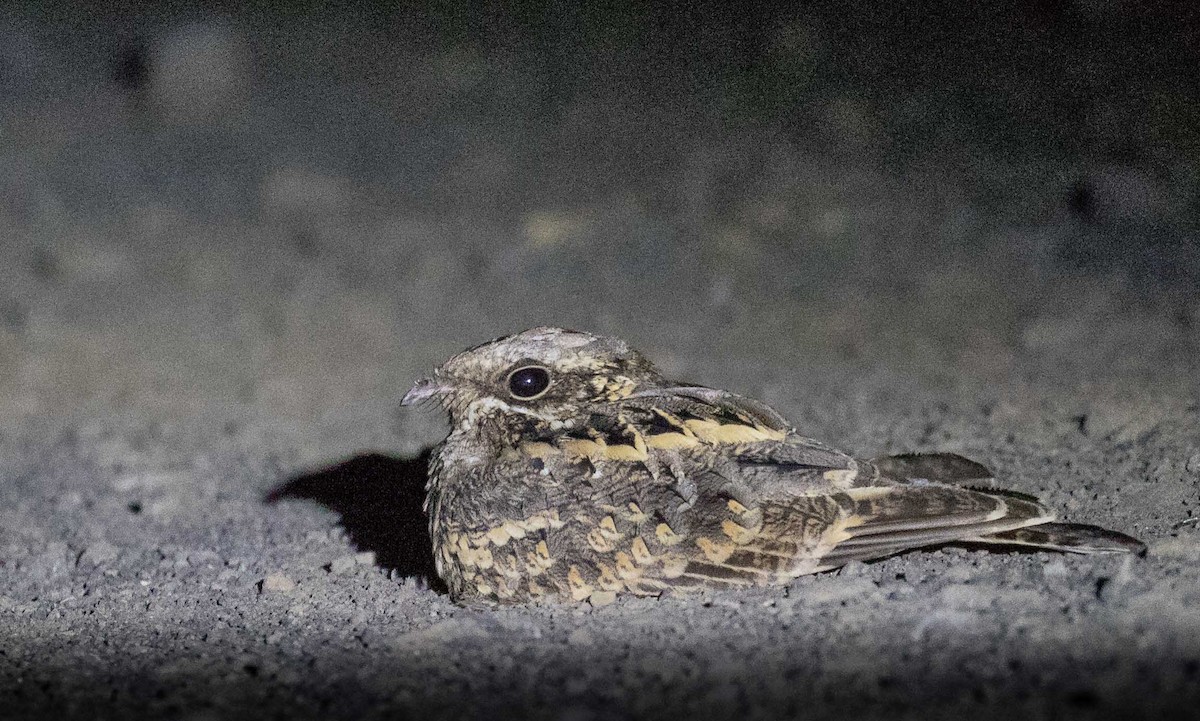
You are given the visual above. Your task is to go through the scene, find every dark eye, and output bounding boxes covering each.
[506,365,551,399]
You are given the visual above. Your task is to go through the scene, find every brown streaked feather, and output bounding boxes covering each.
[870,452,995,485]
[410,327,1146,606]
[806,484,1052,566]
[813,543,919,569]
[966,522,1147,555]
[840,484,1045,536]
[626,386,793,432]
[648,482,1055,586]
[680,560,767,585]
[503,392,1064,592]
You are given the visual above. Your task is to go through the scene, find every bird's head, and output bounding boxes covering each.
[401,327,665,436]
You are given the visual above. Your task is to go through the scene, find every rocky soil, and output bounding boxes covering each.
[2,3,1198,719]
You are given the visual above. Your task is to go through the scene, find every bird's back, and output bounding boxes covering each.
[408,327,1143,607]
[426,388,1142,606]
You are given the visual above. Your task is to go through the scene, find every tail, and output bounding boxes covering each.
[870,452,1147,556]
[968,522,1147,555]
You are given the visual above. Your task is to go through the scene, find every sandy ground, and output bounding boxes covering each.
[2,4,1199,719]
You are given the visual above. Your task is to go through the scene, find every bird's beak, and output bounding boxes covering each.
[401,377,451,406]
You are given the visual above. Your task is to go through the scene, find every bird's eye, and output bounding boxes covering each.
[506,365,551,400]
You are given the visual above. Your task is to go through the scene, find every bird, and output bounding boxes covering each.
[401,327,1145,606]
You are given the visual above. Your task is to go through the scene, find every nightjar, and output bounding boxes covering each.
[402,327,1144,606]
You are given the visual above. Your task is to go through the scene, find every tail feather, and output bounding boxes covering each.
[861,453,1146,558]
[966,522,1147,556]
[814,484,1056,568]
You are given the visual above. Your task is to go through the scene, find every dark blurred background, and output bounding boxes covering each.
[0,0,1197,435]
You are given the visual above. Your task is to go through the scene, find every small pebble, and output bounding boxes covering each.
[260,572,296,593]
[329,555,357,575]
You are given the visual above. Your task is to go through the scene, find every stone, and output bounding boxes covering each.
[260,572,297,594]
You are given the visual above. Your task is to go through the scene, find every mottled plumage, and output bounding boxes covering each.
[402,327,1144,606]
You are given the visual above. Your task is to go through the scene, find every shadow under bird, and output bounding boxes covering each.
[401,327,1145,606]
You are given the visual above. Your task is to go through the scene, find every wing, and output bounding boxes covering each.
[605,392,1056,588]
[516,384,857,495]
[498,385,869,597]
[619,385,857,476]
[642,474,1055,590]
[610,388,1049,587]
[505,387,1067,599]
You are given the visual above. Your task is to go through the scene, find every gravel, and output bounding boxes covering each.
[2,5,1198,720]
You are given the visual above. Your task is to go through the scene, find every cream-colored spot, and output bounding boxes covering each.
[696,536,734,562]
[819,514,864,548]
[646,433,698,450]
[525,542,553,574]
[568,566,593,601]
[843,486,893,500]
[684,418,787,444]
[614,551,639,579]
[587,528,615,553]
[521,441,557,459]
[630,538,654,564]
[659,556,688,578]
[627,424,648,453]
[721,519,756,544]
[822,468,857,486]
[601,443,649,462]
[656,523,682,546]
[596,563,623,591]
[596,375,636,401]
[487,526,511,546]
[494,577,515,599]
[474,547,495,570]
[515,510,566,533]
[560,437,606,459]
